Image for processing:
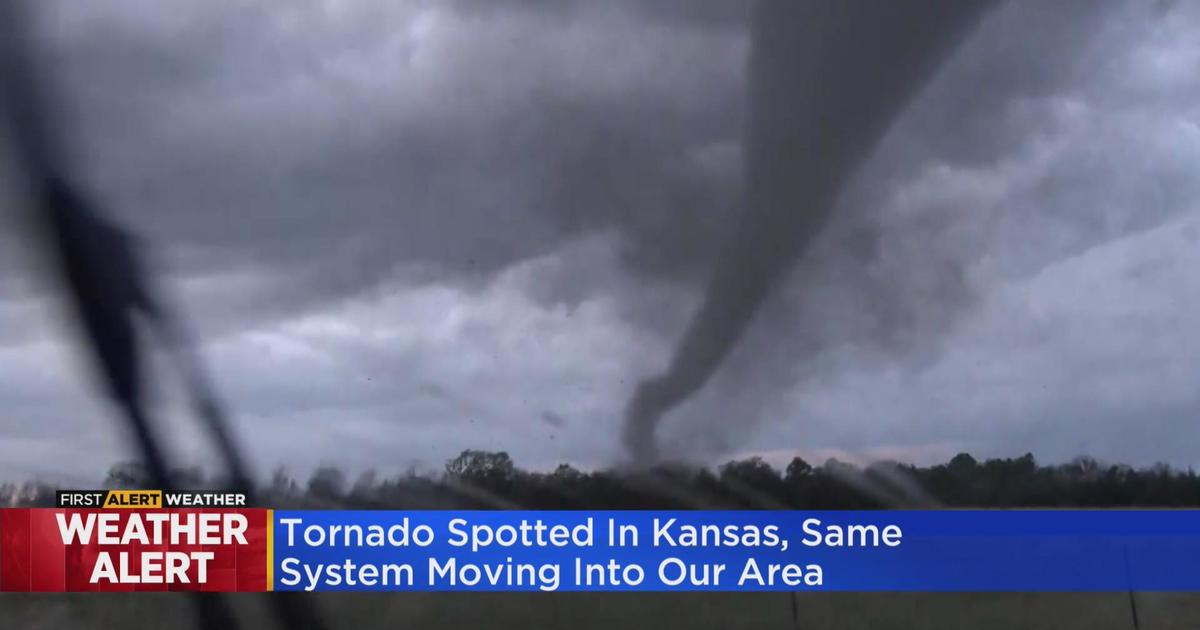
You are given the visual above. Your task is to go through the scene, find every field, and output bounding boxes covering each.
[3,592,1200,630]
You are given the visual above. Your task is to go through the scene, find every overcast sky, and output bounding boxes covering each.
[1,0,1198,483]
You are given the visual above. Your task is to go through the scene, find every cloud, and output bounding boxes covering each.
[748,212,1200,467]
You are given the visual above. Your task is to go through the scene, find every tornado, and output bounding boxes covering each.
[623,0,1001,464]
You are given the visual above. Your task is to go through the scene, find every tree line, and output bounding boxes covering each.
[4,450,1200,508]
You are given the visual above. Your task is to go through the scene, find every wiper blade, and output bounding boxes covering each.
[0,2,327,627]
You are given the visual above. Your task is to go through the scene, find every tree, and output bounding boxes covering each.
[949,452,978,472]
[785,457,813,482]
[552,463,584,482]
[444,450,516,489]
[718,457,785,504]
[719,457,779,487]
[307,466,346,501]
[350,470,380,501]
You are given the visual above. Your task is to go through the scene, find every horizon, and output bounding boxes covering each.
[6,448,1193,490]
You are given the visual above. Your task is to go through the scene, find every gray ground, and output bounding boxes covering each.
[3,593,1197,630]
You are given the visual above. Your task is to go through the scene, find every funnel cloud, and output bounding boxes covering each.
[623,0,1001,464]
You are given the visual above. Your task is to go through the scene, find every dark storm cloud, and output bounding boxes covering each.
[36,0,743,294]
[29,0,1153,314]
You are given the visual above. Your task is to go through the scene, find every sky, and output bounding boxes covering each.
[1,0,1198,483]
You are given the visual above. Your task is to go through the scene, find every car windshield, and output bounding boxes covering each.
[2,0,1199,628]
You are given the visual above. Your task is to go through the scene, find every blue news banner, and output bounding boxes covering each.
[270,511,1200,592]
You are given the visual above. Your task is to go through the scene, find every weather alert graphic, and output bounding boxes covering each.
[0,491,267,592]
